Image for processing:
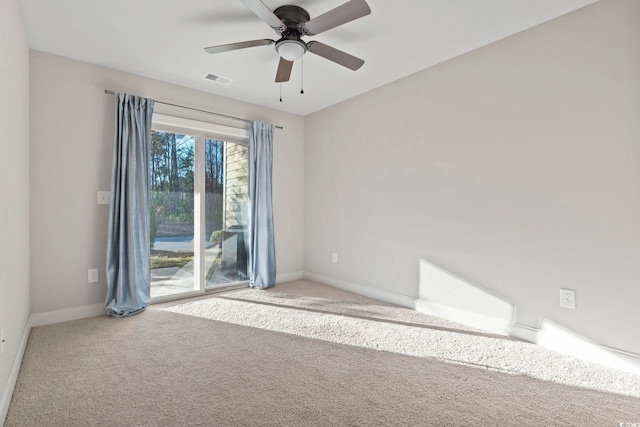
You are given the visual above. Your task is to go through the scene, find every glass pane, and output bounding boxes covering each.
[205,139,249,287]
[149,130,195,298]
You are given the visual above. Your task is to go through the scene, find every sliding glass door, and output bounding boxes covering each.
[149,124,249,300]
[149,130,195,299]
[205,139,249,287]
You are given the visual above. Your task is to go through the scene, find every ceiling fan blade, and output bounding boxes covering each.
[302,0,371,36]
[275,57,294,82]
[307,41,364,71]
[204,39,274,54]
[238,0,286,31]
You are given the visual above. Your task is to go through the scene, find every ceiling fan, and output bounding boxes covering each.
[204,0,371,83]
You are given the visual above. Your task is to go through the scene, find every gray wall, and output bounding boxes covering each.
[304,0,640,355]
[30,51,304,314]
[0,0,30,408]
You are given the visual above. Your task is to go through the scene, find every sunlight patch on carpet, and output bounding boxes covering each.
[161,289,640,398]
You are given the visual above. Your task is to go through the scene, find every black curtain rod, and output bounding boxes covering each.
[104,90,283,130]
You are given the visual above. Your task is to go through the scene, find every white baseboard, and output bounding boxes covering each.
[30,303,105,328]
[303,271,508,335]
[513,320,640,373]
[418,259,515,330]
[601,345,640,369]
[303,271,416,308]
[510,322,640,373]
[276,271,304,284]
[414,299,512,335]
[0,317,31,426]
[303,271,640,373]
[30,276,304,325]
[415,301,640,373]
[508,323,539,343]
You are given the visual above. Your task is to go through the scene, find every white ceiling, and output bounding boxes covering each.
[19,0,598,116]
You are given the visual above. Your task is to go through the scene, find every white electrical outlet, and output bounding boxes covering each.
[97,191,112,205]
[88,268,99,283]
[1,328,5,356]
[332,253,338,263]
[560,288,576,309]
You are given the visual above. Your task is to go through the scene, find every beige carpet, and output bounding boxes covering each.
[5,280,640,426]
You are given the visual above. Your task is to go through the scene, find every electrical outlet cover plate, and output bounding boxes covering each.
[88,269,99,283]
[560,288,576,309]
[97,191,112,205]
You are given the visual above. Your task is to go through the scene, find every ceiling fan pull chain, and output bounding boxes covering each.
[301,56,305,95]
[280,83,283,102]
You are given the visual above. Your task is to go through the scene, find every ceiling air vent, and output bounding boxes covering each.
[203,73,234,85]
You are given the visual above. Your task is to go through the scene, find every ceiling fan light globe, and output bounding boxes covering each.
[276,39,306,62]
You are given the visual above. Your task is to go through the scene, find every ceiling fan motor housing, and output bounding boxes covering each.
[273,5,310,33]
[273,5,311,61]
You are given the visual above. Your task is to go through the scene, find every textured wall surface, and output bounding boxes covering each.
[304,0,640,354]
[29,51,304,313]
[0,0,31,415]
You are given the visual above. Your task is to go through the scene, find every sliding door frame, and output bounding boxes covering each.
[150,114,250,304]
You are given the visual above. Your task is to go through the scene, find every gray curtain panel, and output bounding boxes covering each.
[105,93,155,317]
[248,121,277,289]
